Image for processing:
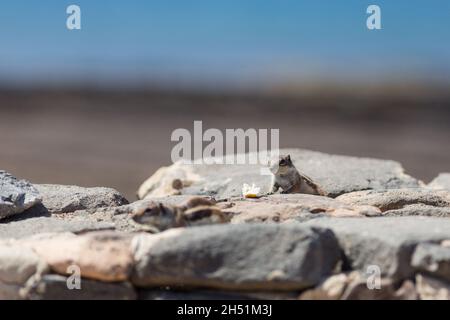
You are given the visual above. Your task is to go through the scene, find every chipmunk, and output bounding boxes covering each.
[269,154,326,196]
[131,202,183,232]
[179,196,229,226]
[131,196,229,232]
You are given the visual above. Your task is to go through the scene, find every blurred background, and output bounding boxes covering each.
[1,0,449,200]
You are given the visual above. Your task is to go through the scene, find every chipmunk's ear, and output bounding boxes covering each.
[286,155,291,163]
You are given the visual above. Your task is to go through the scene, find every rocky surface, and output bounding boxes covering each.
[0,216,114,239]
[428,173,450,191]
[415,274,450,300]
[1,149,450,300]
[27,275,136,300]
[336,188,450,216]
[132,224,340,290]
[34,184,128,214]
[20,231,134,282]
[138,149,421,199]
[0,244,48,299]
[303,217,450,280]
[299,272,417,300]
[0,171,41,220]
[411,242,450,281]
[224,194,381,223]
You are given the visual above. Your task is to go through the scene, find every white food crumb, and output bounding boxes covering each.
[242,183,261,198]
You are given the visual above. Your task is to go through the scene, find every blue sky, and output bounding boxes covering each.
[1,0,449,88]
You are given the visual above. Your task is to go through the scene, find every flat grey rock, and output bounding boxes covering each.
[412,242,450,282]
[0,245,46,285]
[0,171,41,220]
[0,199,156,236]
[299,272,417,300]
[336,188,450,217]
[0,282,22,300]
[381,204,450,217]
[138,149,421,200]
[225,194,380,224]
[22,231,134,282]
[34,184,128,214]
[428,173,450,191]
[0,216,114,239]
[132,223,340,291]
[303,217,450,281]
[28,275,136,300]
[415,274,450,300]
[0,244,48,299]
[67,210,141,233]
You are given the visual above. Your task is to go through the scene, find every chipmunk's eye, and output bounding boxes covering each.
[279,159,286,166]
